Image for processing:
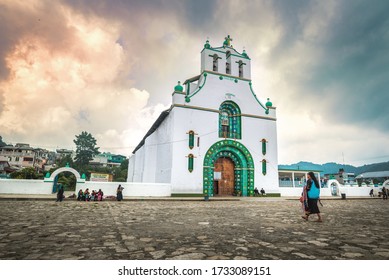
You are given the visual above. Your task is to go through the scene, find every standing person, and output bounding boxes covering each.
[302,172,322,222]
[369,189,374,197]
[84,188,90,201]
[77,189,83,201]
[254,187,259,196]
[300,184,309,218]
[382,187,388,200]
[260,188,266,196]
[97,189,104,201]
[56,184,64,202]
[116,185,124,201]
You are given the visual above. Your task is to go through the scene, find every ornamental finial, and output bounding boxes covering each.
[223,35,233,47]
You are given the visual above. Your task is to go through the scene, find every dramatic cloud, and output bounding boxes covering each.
[0,0,388,165]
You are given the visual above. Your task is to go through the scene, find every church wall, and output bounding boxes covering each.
[142,132,158,182]
[127,154,135,182]
[241,116,279,193]
[127,111,174,184]
[131,146,145,182]
[155,111,174,183]
[170,107,217,194]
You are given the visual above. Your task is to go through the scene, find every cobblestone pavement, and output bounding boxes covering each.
[0,199,388,260]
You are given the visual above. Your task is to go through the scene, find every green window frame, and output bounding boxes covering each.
[262,159,267,175]
[261,139,267,155]
[219,101,242,139]
[188,130,195,149]
[188,154,194,173]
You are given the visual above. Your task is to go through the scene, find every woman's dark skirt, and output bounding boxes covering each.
[308,199,320,214]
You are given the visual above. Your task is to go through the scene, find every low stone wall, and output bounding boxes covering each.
[0,179,171,197]
[279,187,332,197]
[279,185,377,197]
[80,182,171,197]
[0,179,51,194]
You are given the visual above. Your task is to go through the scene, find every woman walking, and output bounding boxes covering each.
[116,185,123,201]
[302,172,322,222]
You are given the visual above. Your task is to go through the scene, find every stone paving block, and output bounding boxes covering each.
[0,199,388,260]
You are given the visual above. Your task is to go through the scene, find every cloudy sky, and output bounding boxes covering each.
[0,0,388,166]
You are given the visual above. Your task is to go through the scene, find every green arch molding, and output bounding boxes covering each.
[203,140,254,197]
[219,101,242,139]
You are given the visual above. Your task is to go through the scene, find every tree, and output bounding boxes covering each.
[10,167,42,179]
[73,131,99,170]
[0,136,6,147]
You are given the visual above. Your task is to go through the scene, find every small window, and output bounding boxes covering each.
[262,159,267,175]
[188,154,194,173]
[213,54,219,72]
[188,130,195,149]
[226,51,231,74]
[238,60,244,78]
[261,139,267,155]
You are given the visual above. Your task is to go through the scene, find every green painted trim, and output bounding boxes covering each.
[203,140,255,197]
[201,46,251,60]
[186,73,208,101]
[248,82,269,114]
[172,104,277,121]
[254,193,281,197]
[204,70,251,82]
[219,101,242,139]
[188,131,195,149]
[171,193,204,197]
[188,154,194,172]
[261,139,267,156]
[262,159,267,176]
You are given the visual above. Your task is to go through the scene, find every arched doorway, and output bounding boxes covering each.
[44,166,85,193]
[203,140,254,197]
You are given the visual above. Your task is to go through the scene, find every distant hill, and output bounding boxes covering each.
[278,161,389,175]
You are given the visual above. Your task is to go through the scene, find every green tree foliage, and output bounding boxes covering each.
[57,172,77,191]
[73,131,99,171]
[10,167,43,179]
[0,136,7,147]
[120,158,129,170]
[57,154,74,168]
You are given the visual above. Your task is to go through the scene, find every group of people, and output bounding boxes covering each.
[369,187,388,199]
[300,171,323,222]
[77,188,104,201]
[254,187,266,196]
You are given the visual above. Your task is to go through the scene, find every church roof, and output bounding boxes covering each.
[132,108,172,154]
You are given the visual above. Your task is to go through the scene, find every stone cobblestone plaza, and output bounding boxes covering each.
[0,198,388,260]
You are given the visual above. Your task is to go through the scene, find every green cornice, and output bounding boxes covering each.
[248,82,269,114]
[200,47,251,60]
[172,104,277,121]
[204,70,251,82]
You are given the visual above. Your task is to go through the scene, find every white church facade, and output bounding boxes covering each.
[127,36,280,196]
